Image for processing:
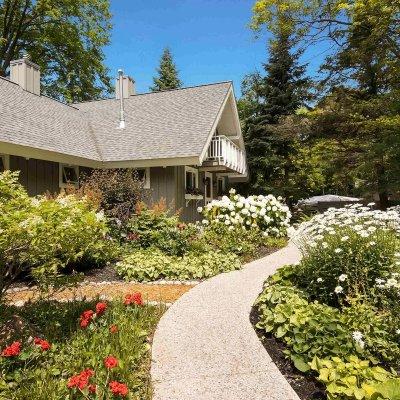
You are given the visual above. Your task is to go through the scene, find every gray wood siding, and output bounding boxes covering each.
[10,155,59,196]
[149,167,178,210]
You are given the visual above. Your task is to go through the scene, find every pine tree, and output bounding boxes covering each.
[242,30,310,203]
[150,48,182,92]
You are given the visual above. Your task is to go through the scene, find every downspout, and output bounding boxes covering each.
[118,69,125,129]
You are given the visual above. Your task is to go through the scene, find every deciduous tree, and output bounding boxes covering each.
[0,0,112,102]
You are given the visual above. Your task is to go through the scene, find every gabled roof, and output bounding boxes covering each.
[0,77,235,167]
[76,82,232,162]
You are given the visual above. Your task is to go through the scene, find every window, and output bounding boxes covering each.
[133,167,150,189]
[59,164,79,188]
[217,176,226,197]
[0,154,9,172]
[185,166,198,192]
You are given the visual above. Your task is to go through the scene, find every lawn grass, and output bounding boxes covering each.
[0,298,164,400]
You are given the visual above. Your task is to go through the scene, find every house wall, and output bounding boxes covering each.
[5,155,215,223]
[10,155,59,196]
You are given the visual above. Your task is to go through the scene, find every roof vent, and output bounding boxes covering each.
[117,69,126,129]
[10,54,40,95]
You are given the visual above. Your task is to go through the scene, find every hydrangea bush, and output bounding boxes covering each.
[291,204,400,306]
[198,189,291,237]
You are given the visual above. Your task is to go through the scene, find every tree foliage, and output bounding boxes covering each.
[239,25,311,203]
[0,0,112,102]
[246,0,400,207]
[150,47,182,92]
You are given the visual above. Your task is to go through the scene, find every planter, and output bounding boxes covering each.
[185,194,203,206]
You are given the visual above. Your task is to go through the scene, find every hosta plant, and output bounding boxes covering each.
[115,248,241,281]
[199,189,291,237]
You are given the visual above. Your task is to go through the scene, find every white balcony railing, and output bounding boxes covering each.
[206,135,247,175]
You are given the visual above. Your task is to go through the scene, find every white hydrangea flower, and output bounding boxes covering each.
[334,286,343,294]
[197,206,203,213]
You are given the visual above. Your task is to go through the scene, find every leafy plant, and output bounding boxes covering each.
[115,248,241,282]
[0,171,116,300]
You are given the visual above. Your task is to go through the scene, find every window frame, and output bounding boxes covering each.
[0,154,10,172]
[217,175,226,197]
[59,163,79,189]
[134,167,151,189]
[185,166,199,191]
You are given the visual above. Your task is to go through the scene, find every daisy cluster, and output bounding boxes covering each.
[198,189,291,237]
[292,203,400,245]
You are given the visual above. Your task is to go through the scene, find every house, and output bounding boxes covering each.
[0,56,247,221]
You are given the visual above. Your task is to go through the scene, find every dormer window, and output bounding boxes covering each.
[59,164,79,188]
[0,154,9,172]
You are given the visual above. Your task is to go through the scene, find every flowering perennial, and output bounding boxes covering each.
[1,341,22,357]
[34,337,51,351]
[198,189,291,237]
[104,355,119,369]
[292,203,400,244]
[124,292,143,306]
[67,368,95,390]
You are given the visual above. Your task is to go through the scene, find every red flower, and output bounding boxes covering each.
[109,381,128,397]
[1,341,21,357]
[80,309,94,329]
[95,302,107,316]
[67,369,94,390]
[124,292,143,306]
[104,355,119,369]
[110,324,119,334]
[34,337,51,351]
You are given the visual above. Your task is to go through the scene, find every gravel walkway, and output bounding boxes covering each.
[151,242,302,400]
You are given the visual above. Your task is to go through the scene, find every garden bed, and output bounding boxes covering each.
[0,295,164,399]
[250,304,326,400]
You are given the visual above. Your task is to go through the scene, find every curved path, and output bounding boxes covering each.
[151,243,302,400]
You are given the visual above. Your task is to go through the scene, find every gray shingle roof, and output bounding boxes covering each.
[0,77,101,160]
[0,77,232,163]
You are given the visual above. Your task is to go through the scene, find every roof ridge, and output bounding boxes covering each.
[74,80,233,105]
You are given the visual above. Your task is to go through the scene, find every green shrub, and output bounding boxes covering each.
[292,205,400,306]
[115,248,241,281]
[0,171,116,298]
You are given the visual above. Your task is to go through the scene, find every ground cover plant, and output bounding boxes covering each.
[0,293,163,400]
[115,194,288,282]
[255,205,400,400]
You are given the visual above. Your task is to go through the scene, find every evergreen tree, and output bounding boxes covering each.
[241,30,310,203]
[150,48,182,92]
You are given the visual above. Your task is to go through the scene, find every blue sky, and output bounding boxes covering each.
[105,0,326,97]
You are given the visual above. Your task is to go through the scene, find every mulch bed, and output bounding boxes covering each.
[250,306,326,400]
[6,282,193,305]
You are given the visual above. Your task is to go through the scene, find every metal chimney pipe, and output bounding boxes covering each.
[118,69,125,129]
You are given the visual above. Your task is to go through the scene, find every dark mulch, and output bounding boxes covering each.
[250,306,327,400]
[78,263,123,283]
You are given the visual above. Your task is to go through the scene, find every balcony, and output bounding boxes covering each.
[202,135,247,175]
